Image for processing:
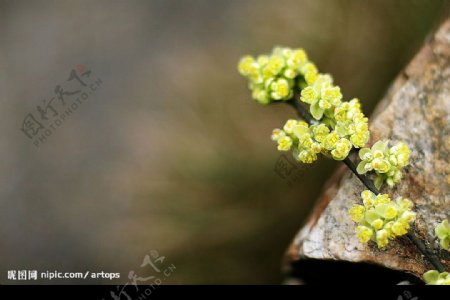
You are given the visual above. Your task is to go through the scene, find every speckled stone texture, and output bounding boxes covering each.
[286,19,450,278]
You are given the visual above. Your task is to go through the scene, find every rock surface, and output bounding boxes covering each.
[285,19,450,279]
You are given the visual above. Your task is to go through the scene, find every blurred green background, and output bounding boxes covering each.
[0,0,448,284]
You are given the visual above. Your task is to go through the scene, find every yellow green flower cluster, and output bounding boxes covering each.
[301,80,369,146]
[299,73,342,119]
[348,190,416,248]
[357,140,410,189]
[238,47,370,162]
[435,219,450,250]
[423,270,450,285]
[332,99,369,148]
[297,58,369,148]
[237,47,313,104]
[271,119,353,163]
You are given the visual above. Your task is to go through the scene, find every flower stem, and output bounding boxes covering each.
[342,156,378,194]
[285,97,445,273]
[285,98,318,125]
[406,232,445,273]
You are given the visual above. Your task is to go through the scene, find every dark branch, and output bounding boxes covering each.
[342,157,378,194]
[407,232,445,273]
[285,98,318,125]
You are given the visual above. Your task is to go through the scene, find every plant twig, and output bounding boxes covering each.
[286,97,445,273]
[406,232,445,273]
[285,98,318,125]
[342,156,378,194]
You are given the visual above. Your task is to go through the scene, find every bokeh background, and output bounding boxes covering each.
[1,0,449,284]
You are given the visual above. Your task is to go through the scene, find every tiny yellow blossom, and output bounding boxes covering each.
[331,138,352,160]
[435,219,450,250]
[391,220,409,236]
[271,128,285,141]
[423,270,450,285]
[357,140,410,188]
[372,219,384,230]
[321,84,342,106]
[361,190,375,208]
[356,226,373,244]
[287,49,307,69]
[300,86,318,104]
[376,229,390,248]
[349,205,365,223]
[297,149,317,164]
[349,191,415,248]
[374,194,390,205]
[312,124,330,143]
[321,132,340,150]
[277,136,293,151]
[238,55,257,76]
[283,119,298,134]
